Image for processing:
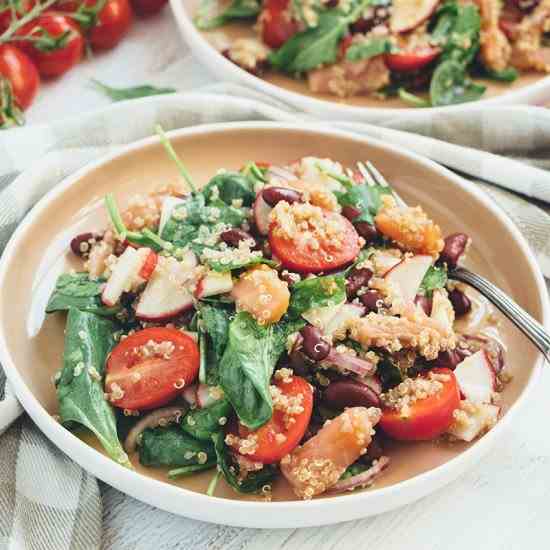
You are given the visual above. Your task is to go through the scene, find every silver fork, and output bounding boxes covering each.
[358,161,550,364]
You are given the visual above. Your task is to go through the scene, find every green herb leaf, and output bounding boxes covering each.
[181,399,233,441]
[346,37,392,62]
[419,265,448,297]
[289,274,346,318]
[57,309,130,467]
[139,425,216,468]
[478,66,519,82]
[340,461,370,480]
[430,60,486,106]
[92,80,177,102]
[334,177,392,224]
[200,304,231,385]
[397,88,431,108]
[211,431,277,493]
[195,0,261,29]
[202,171,256,207]
[46,273,120,316]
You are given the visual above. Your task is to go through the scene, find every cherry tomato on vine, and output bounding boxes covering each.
[0,0,35,33]
[130,0,167,16]
[17,12,84,77]
[385,47,441,73]
[0,44,39,109]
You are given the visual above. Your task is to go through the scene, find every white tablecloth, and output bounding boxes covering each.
[20,10,550,548]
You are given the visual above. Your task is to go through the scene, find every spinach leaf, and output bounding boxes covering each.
[475,65,518,82]
[57,308,130,467]
[397,88,430,108]
[219,312,290,429]
[92,80,176,102]
[269,0,371,73]
[200,304,231,385]
[46,273,120,316]
[377,358,403,391]
[208,199,248,227]
[419,265,448,297]
[212,431,277,493]
[139,425,216,468]
[289,274,346,317]
[340,461,370,480]
[202,171,256,207]
[334,179,392,224]
[346,37,392,62]
[181,399,233,440]
[430,60,485,106]
[195,0,261,30]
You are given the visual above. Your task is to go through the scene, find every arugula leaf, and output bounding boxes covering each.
[219,312,291,429]
[202,171,256,207]
[139,425,216,469]
[92,80,176,102]
[181,399,233,440]
[430,60,486,106]
[195,0,261,29]
[346,38,392,62]
[419,265,448,297]
[211,431,277,493]
[334,179,392,224]
[46,273,120,316]
[57,309,130,467]
[289,274,346,318]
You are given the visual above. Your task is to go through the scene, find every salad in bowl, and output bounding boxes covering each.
[45,128,510,500]
[194,0,550,107]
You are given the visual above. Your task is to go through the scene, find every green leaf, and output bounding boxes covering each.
[340,461,370,480]
[479,66,519,82]
[397,88,431,108]
[205,253,274,273]
[419,265,448,297]
[377,358,403,391]
[346,37,392,62]
[202,171,256,207]
[57,309,130,467]
[92,80,177,102]
[181,399,233,440]
[430,60,486,106]
[139,425,216,468]
[46,273,120,316]
[200,304,231,385]
[195,0,261,29]
[211,431,277,493]
[289,274,346,318]
[334,178,392,224]
[218,312,291,429]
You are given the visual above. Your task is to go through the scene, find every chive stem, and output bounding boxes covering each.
[206,470,221,497]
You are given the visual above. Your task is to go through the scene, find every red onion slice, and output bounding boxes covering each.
[328,456,390,493]
[321,349,377,377]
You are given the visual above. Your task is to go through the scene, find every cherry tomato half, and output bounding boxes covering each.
[379,368,460,441]
[269,209,361,273]
[385,47,441,73]
[17,12,84,77]
[260,0,297,49]
[0,44,39,109]
[130,0,167,16]
[105,327,200,410]
[234,375,313,464]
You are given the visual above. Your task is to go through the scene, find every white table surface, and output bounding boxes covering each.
[23,11,550,548]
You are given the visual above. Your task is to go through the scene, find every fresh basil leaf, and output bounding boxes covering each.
[46,273,120,316]
[334,179,392,224]
[195,0,260,29]
[211,431,277,493]
[92,80,176,102]
[181,399,233,440]
[419,265,448,297]
[203,171,256,207]
[219,312,291,429]
[430,60,486,106]
[346,38,392,62]
[289,274,346,317]
[139,425,216,468]
[57,309,130,467]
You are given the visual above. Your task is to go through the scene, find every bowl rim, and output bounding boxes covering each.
[0,121,548,528]
[169,0,550,120]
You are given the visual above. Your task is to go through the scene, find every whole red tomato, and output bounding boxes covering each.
[130,0,167,16]
[0,44,39,109]
[17,12,84,77]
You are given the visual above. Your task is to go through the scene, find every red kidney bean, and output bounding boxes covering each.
[440,233,469,268]
[288,349,310,376]
[414,294,433,316]
[512,0,539,11]
[323,379,381,409]
[342,205,361,221]
[220,228,257,248]
[262,186,302,207]
[430,349,464,370]
[300,325,331,361]
[346,267,373,299]
[70,232,102,257]
[355,222,379,243]
[449,288,471,316]
[359,290,383,313]
[114,239,130,257]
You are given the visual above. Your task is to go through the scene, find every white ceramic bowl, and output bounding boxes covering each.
[169,0,550,122]
[0,122,547,528]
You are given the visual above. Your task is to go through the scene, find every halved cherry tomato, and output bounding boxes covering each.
[234,375,313,464]
[138,249,157,280]
[105,327,200,410]
[88,0,132,50]
[379,368,460,441]
[385,47,441,72]
[269,209,361,273]
[0,44,39,110]
[17,12,84,77]
[260,0,297,49]
[130,0,167,15]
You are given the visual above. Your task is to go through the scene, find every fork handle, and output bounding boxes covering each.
[449,267,550,364]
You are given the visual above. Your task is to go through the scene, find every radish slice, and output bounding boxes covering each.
[384,255,433,304]
[195,271,233,298]
[328,456,390,493]
[447,402,500,442]
[454,350,496,404]
[302,302,345,331]
[324,303,365,339]
[390,0,440,33]
[253,193,272,236]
